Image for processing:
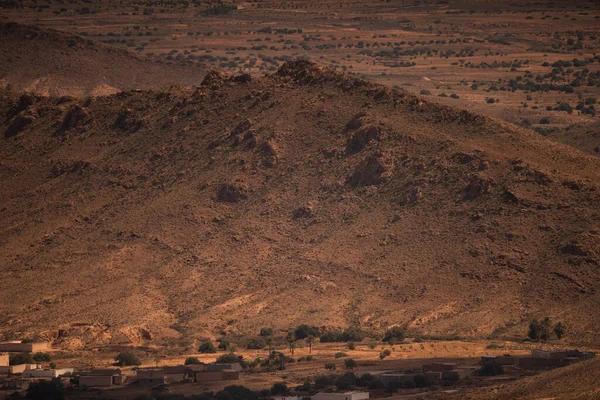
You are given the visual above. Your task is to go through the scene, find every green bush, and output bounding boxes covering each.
[383,326,405,344]
[185,357,202,365]
[344,358,357,369]
[379,349,392,359]
[199,340,217,353]
[348,342,356,350]
[10,353,33,365]
[114,350,140,366]
[270,382,289,395]
[479,362,504,376]
[325,363,337,370]
[246,338,265,349]
[216,353,240,363]
[294,324,318,340]
[320,326,365,343]
[32,352,51,362]
[334,352,348,359]
[259,327,273,337]
[217,338,230,350]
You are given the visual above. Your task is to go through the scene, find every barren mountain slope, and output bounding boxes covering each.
[0,61,599,348]
[454,357,600,400]
[0,22,205,97]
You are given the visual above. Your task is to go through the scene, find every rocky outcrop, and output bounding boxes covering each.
[216,181,249,203]
[348,151,394,186]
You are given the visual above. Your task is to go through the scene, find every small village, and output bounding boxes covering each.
[0,336,596,399]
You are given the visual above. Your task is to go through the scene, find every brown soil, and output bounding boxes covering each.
[0,61,599,350]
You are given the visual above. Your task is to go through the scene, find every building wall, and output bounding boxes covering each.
[349,392,370,400]
[79,375,113,387]
[222,370,240,380]
[423,363,457,372]
[0,353,9,367]
[195,371,224,382]
[0,342,48,352]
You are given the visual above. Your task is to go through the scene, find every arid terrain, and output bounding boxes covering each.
[1,0,600,399]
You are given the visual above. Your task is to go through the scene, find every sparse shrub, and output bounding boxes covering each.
[420,89,431,95]
[114,350,140,366]
[348,342,356,350]
[32,352,51,362]
[325,362,337,370]
[383,326,405,344]
[379,349,392,359]
[479,362,504,376]
[26,381,64,400]
[528,317,552,342]
[539,117,550,124]
[294,324,318,340]
[216,353,241,363]
[9,353,33,365]
[247,338,266,350]
[185,357,202,365]
[217,338,230,350]
[259,327,273,337]
[199,340,217,353]
[335,352,348,359]
[369,343,376,349]
[554,322,565,339]
[271,382,289,395]
[305,355,315,361]
[486,97,495,104]
[344,358,357,369]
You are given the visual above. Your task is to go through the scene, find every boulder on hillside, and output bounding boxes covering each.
[292,202,315,219]
[216,181,249,203]
[56,105,88,134]
[346,124,381,153]
[464,175,492,200]
[260,140,279,167]
[201,70,228,89]
[232,119,252,136]
[348,151,394,186]
[4,113,35,138]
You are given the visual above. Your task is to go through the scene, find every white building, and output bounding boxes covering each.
[312,392,370,400]
[23,368,74,378]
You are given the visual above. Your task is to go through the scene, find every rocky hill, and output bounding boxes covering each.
[0,22,205,97]
[0,61,599,349]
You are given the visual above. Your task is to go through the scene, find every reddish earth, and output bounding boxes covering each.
[0,61,599,350]
[0,22,205,97]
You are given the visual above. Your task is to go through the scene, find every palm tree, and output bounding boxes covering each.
[286,331,296,355]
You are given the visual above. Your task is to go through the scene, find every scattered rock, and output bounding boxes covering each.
[345,111,370,131]
[50,160,92,178]
[348,151,394,186]
[346,124,381,153]
[56,105,88,134]
[232,119,252,136]
[292,202,315,219]
[260,140,279,167]
[401,186,423,206]
[230,73,252,84]
[216,181,249,203]
[4,113,35,138]
[201,69,228,89]
[113,108,141,132]
[464,175,492,200]
[559,242,588,257]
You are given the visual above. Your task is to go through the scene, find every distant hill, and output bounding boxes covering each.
[0,61,599,348]
[0,22,205,97]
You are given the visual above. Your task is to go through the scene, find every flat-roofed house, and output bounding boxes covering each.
[312,392,370,400]
[78,369,125,387]
[0,342,49,353]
